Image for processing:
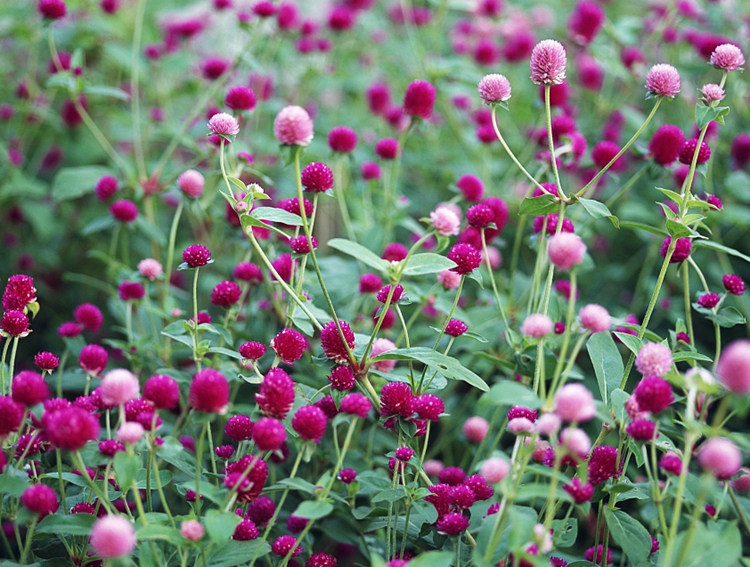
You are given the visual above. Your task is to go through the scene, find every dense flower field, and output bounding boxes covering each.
[1,0,750,566]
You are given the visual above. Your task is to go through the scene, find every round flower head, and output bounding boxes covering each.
[301,162,333,192]
[375,137,399,160]
[181,520,205,542]
[253,417,287,451]
[233,519,259,540]
[445,319,468,337]
[463,416,489,442]
[339,392,372,418]
[95,175,118,200]
[2,274,36,311]
[328,366,355,391]
[361,161,381,180]
[579,304,610,333]
[634,376,674,413]
[699,437,741,479]
[626,418,656,441]
[118,281,145,301]
[328,126,357,153]
[477,74,512,104]
[710,44,745,71]
[101,369,140,406]
[79,344,109,375]
[12,371,49,406]
[371,338,397,372]
[701,83,725,103]
[649,124,684,166]
[635,342,672,377]
[568,1,604,45]
[678,138,710,165]
[39,0,67,19]
[320,320,355,364]
[90,515,136,558]
[189,369,229,413]
[234,262,263,284]
[480,457,510,484]
[447,243,481,274]
[588,445,619,485]
[257,368,295,419]
[380,382,415,418]
[292,405,327,442]
[239,341,266,361]
[182,244,211,268]
[530,39,567,85]
[437,512,469,535]
[554,383,596,422]
[722,274,745,296]
[430,206,461,237]
[414,393,444,421]
[521,313,553,338]
[403,80,436,119]
[21,484,58,516]
[1,310,29,337]
[211,281,242,307]
[307,553,338,567]
[660,236,692,263]
[137,259,162,280]
[645,64,681,98]
[177,169,205,198]
[34,351,59,372]
[208,112,240,137]
[548,232,586,271]
[44,406,100,451]
[225,86,257,111]
[271,328,307,364]
[456,174,484,202]
[716,340,750,394]
[117,422,145,445]
[274,105,314,146]
[143,374,180,409]
[110,200,138,223]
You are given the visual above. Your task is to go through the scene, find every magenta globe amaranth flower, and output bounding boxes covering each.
[645,64,681,98]
[208,112,240,137]
[709,44,745,71]
[530,39,567,85]
[403,80,436,119]
[274,105,314,146]
[477,74,511,105]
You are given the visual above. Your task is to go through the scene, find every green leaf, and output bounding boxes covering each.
[208,347,243,360]
[276,477,317,494]
[293,500,334,520]
[370,347,488,391]
[407,551,454,567]
[157,437,196,477]
[603,508,651,565]
[401,253,456,276]
[671,351,713,363]
[666,219,698,239]
[36,513,96,535]
[135,524,183,546]
[693,240,750,265]
[481,380,543,408]
[659,521,741,567]
[328,238,390,273]
[551,517,577,548]
[251,207,303,226]
[0,472,30,497]
[205,510,242,543]
[707,307,746,328]
[204,540,271,567]
[372,489,406,504]
[134,469,172,489]
[519,194,558,216]
[577,197,618,228]
[52,166,113,201]
[695,105,730,130]
[81,216,117,236]
[83,85,130,100]
[655,187,684,207]
[114,452,140,491]
[225,176,247,195]
[613,332,642,356]
[587,332,624,407]
[619,221,668,238]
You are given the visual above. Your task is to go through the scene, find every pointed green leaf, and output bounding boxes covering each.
[328,238,390,273]
[481,380,543,408]
[293,500,334,519]
[401,253,456,276]
[587,332,624,407]
[205,510,242,543]
[519,194,558,216]
[603,508,651,565]
[251,207,303,226]
[37,513,97,536]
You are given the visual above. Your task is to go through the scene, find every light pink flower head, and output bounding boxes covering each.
[478,74,512,104]
[579,304,611,333]
[370,338,397,372]
[548,232,586,271]
[463,416,489,442]
[716,339,750,394]
[521,313,553,338]
[137,258,162,280]
[698,437,742,480]
[709,44,745,72]
[701,83,725,103]
[274,105,314,146]
[181,520,205,541]
[101,369,140,406]
[480,457,510,484]
[90,515,137,558]
[437,269,461,290]
[530,39,567,85]
[645,64,681,98]
[208,112,240,137]
[177,169,205,198]
[117,422,145,445]
[554,383,596,422]
[635,342,672,377]
[560,426,591,458]
[430,206,461,236]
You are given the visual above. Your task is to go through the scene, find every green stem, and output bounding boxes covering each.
[544,85,566,200]
[481,229,509,331]
[0,336,11,395]
[162,200,184,313]
[73,452,116,514]
[661,432,698,566]
[219,138,235,199]
[194,420,209,517]
[729,485,750,538]
[7,337,20,394]
[191,268,202,370]
[19,517,38,564]
[56,450,68,515]
[130,0,147,181]
[490,106,547,194]
[334,155,356,242]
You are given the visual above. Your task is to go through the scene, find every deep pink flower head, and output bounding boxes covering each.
[224,415,254,441]
[568,1,604,45]
[233,518,259,540]
[722,274,745,296]
[554,383,596,422]
[225,86,257,111]
[716,340,750,394]
[201,57,229,80]
[585,545,612,565]
[380,382,415,418]
[272,535,303,557]
[635,342,672,377]
[253,417,287,451]
[79,344,108,375]
[234,262,263,284]
[447,243,481,274]
[177,170,205,198]
[0,396,24,438]
[239,342,266,361]
[143,374,180,409]
[271,328,307,364]
[329,366,355,391]
[21,484,58,516]
[477,74,511,105]
[645,64,681,98]
[437,512,469,534]
[403,80,436,119]
[361,161,381,180]
[118,281,145,301]
[563,478,593,503]
[339,392,371,418]
[45,406,100,451]
[211,281,242,307]
[2,274,36,311]
[626,418,656,441]
[12,371,50,406]
[382,242,408,261]
[678,138,710,165]
[328,126,358,153]
[320,321,355,364]
[274,105,314,146]
[660,236,692,263]
[456,174,484,202]
[90,515,136,558]
[548,233,586,271]
[521,313,554,338]
[710,44,745,71]
[257,368,295,419]
[110,200,138,223]
[375,137,399,160]
[579,304,611,333]
[34,351,59,372]
[591,140,625,172]
[39,0,67,19]
[699,437,741,479]
[1,310,29,337]
[189,369,229,413]
[73,303,104,332]
[301,162,334,192]
[588,445,619,485]
[208,112,240,137]
[307,552,338,567]
[634,376,674,413]
[530,39,567,85]
[292,405,327,442]
[366,81,391,115]
[649,124,684,166]
[95,175,118,200]
[414,394,444,421]
[182,244,211,267]
[731,133,750,169]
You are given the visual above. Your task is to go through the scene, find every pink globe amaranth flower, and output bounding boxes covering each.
[359,273,383,294]
[437,512,469,535]
[328,366,355,391]
[678,138,710,165]
[233,519,259,541]
[274,105,314,146]
[563,478,593,503]
[710,44,745,71]
[521,313,554,338]
[289,235,318,254]
[414,394,444,421]
[201,57,229,80]
[181,520,204,541]
[0,396,24,438]
[480,457,510,484]
[12,371,49,406]
[225,86,257,111]
[382,242,409,261]
[634,376,674,414]
[635,342,673,377]
[95,175,118,200]
[39,0,67,19]
[466,203,494,228]
[701,83,725,103]
[699,437,742,479]
[101,369,140,406]
[177,169,205,198]
[137,259,162,281]
[437,269,461,290]
[271,328,307,364]
[645,64,681,98]
[117,422,144,444]
[45,406,101,451]
[257,368,295,419]
[292,405,327,442]
[554,383,596,422]
[660,236,692,263]
[568,1,604,45]
[463,416,489,442]
[118,281,145,301]
[477,74,511,105]
[659,451,684,476]
[272,535,303,557]
[456,174,484,202]
[375,137,399,160]
[530,39,567,85]
[189,369,229,414]
[211,281,242,307]
[716,340,750,394]
[143,374,179,410]
[208,112,240,139]
[380,382,415,418]
[225,415,254,441]
[301,162,333,192]
[320,320,355,364]
[215,445,233,459]
[444,319,468,337]
[649,124,684,166]
[403,80,436,119]
[182,244,211,268]
[34,351,59,372]
[1,309,29,337]
[360,161,381,180]
[21,484,58,516]
[508,417,535,435]
[2,274,36,311]
[591,140,625,171]
[328,126,357,153]
[731,132,750,168]
[447,243,481,275]
[722,274,745,296]
[110,199,138,223]
[234,262,263,284]
[90,515,136,558]
[548,232,586,271]
[79,344,108,375]
[626,418,656,441]
[732,469,750,493]
[430,206,461,237]
[588,445,619,485]
[252,417,287,451]
[370,338,397,372]
[339,392,371,418]
[307,553,338,567]
[579,304,611,333]
[706,194,722,209]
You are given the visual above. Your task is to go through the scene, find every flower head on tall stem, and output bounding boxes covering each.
[709,44,745,71]
[477,74,511,105]
[530,40,567,85]
[645,64,681,98]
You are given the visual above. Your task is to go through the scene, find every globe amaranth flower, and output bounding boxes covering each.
[678,138,710,165]
[211,281,242,307]
[649,124,684,166]
[701,83,725,103]
[73,303,104,332]
[21,484,59,516]
[252,417,287,451]
[563,478,593,503]
[208,112,240,137]
[101,369,140,406]
[256,368,295,419]
[447,243,481,274]
[292,405,327,443]
[118,281,145,301]
[39,0,67,19]
[234,262,263,284]
[110,199,139,223]
[189,369,229,413]
[635,342,673,377]
[177,169,205,198]
[79,344,108,375]
[90,515,137,558]
[225,86,257,111]
[430,205,461,237]
[1,309,29,337]
[239,341,266,361]
[328,126,357,153]
[660,236,691,263]
[697,292,721,309]
[414,393,444,421]
[375,137,399,160]
[380,382,415,418]
[634,376,674,413]
[568,1,604,45]
[274,105,314,146]
[716,340,750,394]
[521,313,553,338]
[444,319,468,337]
[626,418,656,441]
[2,274,37,311]
[270,328,307,364]
[142,374,180,410]
[339,393,371,418]
[698,437,741,479]
[289,235,318,254]
[182,244,211,268]
[34,351,59,372]
[548,232,586,271]
[44,406,101,451]
[722,274,745,296]
[588,445,619,485]
[12,371,50,406]
[225,414,254,441]
[579,304,611,333]
[463,416,489,442]
[645,64,681,98]
[530,39,567,85]
[320,320,355,364]
[233,519,259,541]
[301,162,333,192]
[456,174,484,202]
[328,366,355,391]
[477,74,511,105]
[403,80,436,119]
[554,383,597,422]
[709,44,745,71]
